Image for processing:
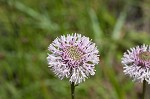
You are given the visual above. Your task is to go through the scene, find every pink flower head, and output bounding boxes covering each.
[47,33,99,84]
[122,44,150,83]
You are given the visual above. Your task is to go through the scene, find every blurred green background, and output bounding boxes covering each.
[0,0,150,99]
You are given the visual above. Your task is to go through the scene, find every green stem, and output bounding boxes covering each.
[142,80,146,99]
[71,82,75,99]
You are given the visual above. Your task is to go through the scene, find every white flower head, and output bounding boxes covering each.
[47,33,100,84]
[121,44,150,84]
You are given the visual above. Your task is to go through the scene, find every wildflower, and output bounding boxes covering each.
[121,44,150,83]
[47,33,99,84]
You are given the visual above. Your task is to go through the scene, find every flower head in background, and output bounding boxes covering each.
[121,44,150,84]
[47,33,99,84]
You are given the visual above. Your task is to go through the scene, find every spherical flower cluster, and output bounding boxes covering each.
[121,44,150,83]
[47,33,99,84]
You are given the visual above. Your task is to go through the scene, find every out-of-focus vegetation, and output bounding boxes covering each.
[0,0,150,99]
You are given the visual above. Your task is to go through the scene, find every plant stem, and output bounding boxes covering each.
[142,80,146,99]
[71,82,75,99]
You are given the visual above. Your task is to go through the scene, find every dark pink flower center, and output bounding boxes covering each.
[63,46,84,61]
[136,51,150,67]
[139,52,150,61]
[62,46,85,67]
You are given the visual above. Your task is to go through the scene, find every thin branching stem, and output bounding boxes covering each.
[142,80,146,99]
[71,82,75,99]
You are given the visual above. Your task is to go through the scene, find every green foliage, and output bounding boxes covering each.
[0,0,149,99]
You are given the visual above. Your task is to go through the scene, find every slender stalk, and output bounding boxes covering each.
[71,82,75,99]
[142,80,146,99]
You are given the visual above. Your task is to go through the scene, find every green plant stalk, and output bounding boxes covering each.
[142,80,146,99]
[71,82,75,99]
